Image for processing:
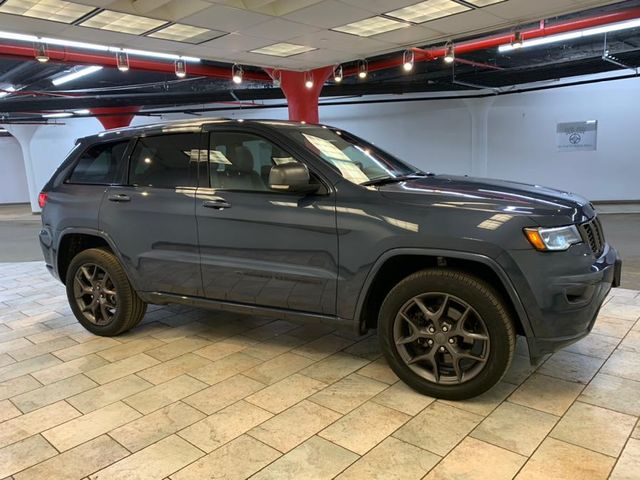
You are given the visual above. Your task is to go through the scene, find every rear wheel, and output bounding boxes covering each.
[378,269,515,400]
[66,248,146,336]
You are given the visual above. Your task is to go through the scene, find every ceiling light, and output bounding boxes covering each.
[444,42,455,63]
[74,109,90,114]
[175,58,186,78]
[148,23,222,43]
[333,16,408,37]
[250,42,316,57]
[358,60,368,79]
[52,66,103,86]
[0,30,201,63]
[386,0,469,24]
[116,51,129,72]
[403,49,414,71]
[304,71,313,89]
[43,112,73,118]
[498,18,640,53]
[80,10,167,35]
[0,86,16,99]
[34,41,48,62]
[232,64,243,84]
[511,31,523,49]
[0,0,96,24]
[333,65,343,83]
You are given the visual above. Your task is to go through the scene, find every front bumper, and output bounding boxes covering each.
[500,243,621,362]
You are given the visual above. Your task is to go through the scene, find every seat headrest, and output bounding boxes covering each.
[229,146,254,173]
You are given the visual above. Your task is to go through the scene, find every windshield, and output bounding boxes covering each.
[294,127,421,185]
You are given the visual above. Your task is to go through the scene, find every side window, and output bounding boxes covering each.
[208,132,299,192]
[67,140,129,185]
[129,133,200,188]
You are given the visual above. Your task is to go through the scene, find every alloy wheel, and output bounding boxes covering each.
[393,292,490,385]
[73,263,117,325]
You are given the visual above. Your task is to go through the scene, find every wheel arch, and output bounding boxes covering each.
[354,248,534,339]
[56,228,134,287]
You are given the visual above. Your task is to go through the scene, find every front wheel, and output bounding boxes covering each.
[378,269,515,400]
[66,248,147,336]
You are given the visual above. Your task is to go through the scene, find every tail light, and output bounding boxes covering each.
[38,192,48,209]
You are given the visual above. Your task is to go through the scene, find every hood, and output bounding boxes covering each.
[378,174,595,224]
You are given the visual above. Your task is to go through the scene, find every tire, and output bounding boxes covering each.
[65,248,147,336]
[378,268,515,400]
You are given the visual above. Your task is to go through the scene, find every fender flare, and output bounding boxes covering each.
[353,247,534,338]
[55,227,140,289]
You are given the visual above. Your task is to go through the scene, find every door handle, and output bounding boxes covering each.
[107,193,131,203]
[202,199,231,210]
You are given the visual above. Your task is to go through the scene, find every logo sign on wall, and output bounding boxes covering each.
[557,121,598,152]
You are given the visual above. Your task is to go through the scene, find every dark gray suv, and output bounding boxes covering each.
[38,118,622,399]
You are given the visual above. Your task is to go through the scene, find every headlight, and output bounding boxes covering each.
[524,225,582,251]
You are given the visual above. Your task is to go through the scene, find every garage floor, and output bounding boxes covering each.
[0,261,640,479]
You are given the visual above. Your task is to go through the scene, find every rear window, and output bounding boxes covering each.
[67,140,129,185]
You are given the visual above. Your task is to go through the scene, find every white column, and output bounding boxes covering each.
[464,97,495,178]
[3,124,40,212]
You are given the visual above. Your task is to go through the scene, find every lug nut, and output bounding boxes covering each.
[442,326,449,332]
[428,327,435,333]
[439,346,446,352]
[448,338,455,344]
[427,339,434,346]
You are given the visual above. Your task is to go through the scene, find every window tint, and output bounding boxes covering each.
[67,140,128,185]
[129,133,199,188]
[209,132,299,191]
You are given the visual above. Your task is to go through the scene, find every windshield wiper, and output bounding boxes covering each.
[361,172,434,187]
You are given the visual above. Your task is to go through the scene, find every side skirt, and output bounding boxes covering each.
[140,291,355,330]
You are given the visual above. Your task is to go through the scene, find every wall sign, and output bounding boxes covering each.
[557,121,598,152]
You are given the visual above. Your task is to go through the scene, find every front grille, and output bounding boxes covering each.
[579,216,605,257]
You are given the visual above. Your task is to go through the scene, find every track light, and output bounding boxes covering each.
[116,50,129,72]
[52,66,103,86]
[232,64,243,84]
[358,59,368,79]
[304,71,314,89]
[174,58,186,78]
[34,41,48,63]
[402,49,414,71]
[271,69,281,87]
[333,65,343,83]
[444,42,455,64]
[511,31,523,49]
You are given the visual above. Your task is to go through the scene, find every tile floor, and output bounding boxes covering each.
[1,261,640,479]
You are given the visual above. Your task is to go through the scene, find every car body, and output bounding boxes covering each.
[38,118,622,398]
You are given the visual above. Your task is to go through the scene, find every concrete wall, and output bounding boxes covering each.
[5,73,640,212]
[0,135,30,204]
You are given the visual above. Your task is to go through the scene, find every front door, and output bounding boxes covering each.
[196,128,338,314]
[100,131,203,296]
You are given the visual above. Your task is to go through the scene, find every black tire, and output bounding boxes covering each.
[378,269,515,400]
[66,248,147,336]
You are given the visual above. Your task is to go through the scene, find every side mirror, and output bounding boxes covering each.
[268,163,319,194]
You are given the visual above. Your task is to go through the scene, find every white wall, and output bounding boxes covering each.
[0,136,30,204]
[6,73,640,211]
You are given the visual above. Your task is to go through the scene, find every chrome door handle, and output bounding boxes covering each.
[202,199,231,210]
[107,194,131,202]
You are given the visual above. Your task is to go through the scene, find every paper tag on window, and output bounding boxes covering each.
[302,134,351,161]
[273,157,297,165]
[209,150,232,164]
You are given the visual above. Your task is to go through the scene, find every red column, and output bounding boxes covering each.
[89,106,140,129]
[267,66,333,124]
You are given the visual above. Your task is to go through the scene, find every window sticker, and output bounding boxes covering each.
[302,133,350,161]
[330,159,370,184]
[209,150,232,164]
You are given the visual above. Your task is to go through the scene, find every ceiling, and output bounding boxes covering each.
[0,0,626,70]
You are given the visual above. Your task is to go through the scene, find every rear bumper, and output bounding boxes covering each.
[501,244,621,362]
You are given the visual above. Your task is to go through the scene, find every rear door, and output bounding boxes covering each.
[196,127,338,314]
[99,130,204,296]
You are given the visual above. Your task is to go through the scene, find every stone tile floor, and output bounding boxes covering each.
[1,261,640,479]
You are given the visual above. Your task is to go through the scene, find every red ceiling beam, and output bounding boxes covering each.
[0,42,272,82]
[343,6,640,77]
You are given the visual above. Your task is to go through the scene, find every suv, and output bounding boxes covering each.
[39,118,621,399]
